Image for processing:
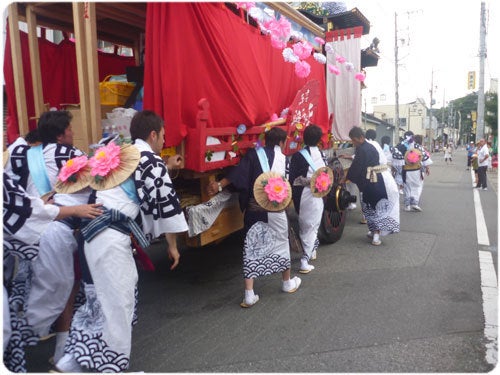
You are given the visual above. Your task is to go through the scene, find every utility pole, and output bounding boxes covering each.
[428,70,434,152]
[394,12,400,145]
[476,2,486,139]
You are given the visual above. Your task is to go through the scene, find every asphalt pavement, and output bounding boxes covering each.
[25,148,497,373]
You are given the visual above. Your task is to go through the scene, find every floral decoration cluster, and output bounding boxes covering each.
[262,175,289,206]
[235,2,366,82]
[406,149,422,164]
[314,168,332,193]
[88,142,121,182]
[58,155,89,183]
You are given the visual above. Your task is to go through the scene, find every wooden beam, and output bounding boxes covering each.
[72,2,91,152]
[101,3,147,19]
[83,3,102,144]
[26,5,45,118]
[95,6,145,30]
[8,3,29,137]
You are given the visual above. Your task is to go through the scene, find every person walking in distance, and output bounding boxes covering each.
[343,127,400,246]
[475,138,490,190]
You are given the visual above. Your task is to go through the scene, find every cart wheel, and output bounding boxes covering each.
[318,206,347,244]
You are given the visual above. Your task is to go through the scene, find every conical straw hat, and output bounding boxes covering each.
[253,171,292,211]
[89,143,141,191]
[310,166,333,198]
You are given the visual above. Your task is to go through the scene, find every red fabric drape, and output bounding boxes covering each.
[144,2,328,148]
[3,28,136,143]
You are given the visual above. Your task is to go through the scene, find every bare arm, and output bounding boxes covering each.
[55,203,103,220]
[164,232,180,270]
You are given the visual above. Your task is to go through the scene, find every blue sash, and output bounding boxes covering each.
[256,147,270,173]
[120,177,139,204]
[299,149,318,171]
[26,145,52,196]
[81,207,150,249]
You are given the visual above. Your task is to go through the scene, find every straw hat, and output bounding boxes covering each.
[404,148,422,168]
[253,171,292,211]
[54,156,92,194]
[89,143,140,191]
[310,166,334,198]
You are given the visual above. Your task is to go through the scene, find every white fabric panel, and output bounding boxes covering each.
[326,36,362,141]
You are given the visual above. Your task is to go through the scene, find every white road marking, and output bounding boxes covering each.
[472,169,497,365]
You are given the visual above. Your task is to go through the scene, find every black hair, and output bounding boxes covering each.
[365,129,377,140]
[348,126,364,140]
[404,130,414,138]
[381,135,391,146]
[24,129,41,144]
[303,124,323,146]
[264,127,287,148]
[130,110,164,141]
[37,111,72,144]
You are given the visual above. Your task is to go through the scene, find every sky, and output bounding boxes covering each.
[345,0,499,112]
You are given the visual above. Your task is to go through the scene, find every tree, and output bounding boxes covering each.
[485,91,498,138]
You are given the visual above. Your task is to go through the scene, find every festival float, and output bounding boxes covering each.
[4,2,377,248]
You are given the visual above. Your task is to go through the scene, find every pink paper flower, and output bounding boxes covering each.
[293,42,313,60]
[294,60,311,78]
[264,176,289,203]
[315,171,332,193]
[271,35,286,49]
[58,155,88,182]
[335,55,346,64]
[263,17,290,40]
[270,113,279,121]
[328,64,341,75]
[235,2,255,10]
[406,150,421,164]
[314,37,325,45]
[89,142,121,177]
[275,17,292,39]
[355,72,366,82]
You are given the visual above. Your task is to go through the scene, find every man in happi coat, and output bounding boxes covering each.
[4,111,95,366]
[289,124,327,273]
[207,127,302,308]
[55,110,187,372]
[345,127,400,246]
[3,170,102,372]
[391,130,433,212]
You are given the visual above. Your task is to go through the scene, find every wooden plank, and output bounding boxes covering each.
[26,5,45,118]
[72,3,91,152]
[84,2,102,144]
[8,3,30,137]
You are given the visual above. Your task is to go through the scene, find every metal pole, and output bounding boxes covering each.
[476,2,486,139]
[428,70,434,152]
[394,12,400,145]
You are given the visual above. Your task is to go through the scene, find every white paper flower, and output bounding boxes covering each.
[248,7,265,23]
[313,53,326,64]
[282,48,299,63]
[345,62,354,72]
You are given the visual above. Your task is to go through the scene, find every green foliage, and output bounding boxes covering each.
[485,92,498,137]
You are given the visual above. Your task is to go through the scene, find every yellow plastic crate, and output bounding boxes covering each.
[99,75,135,106]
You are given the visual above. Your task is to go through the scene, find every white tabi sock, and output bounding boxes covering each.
[244,289,255,300]
[54,331,69,363]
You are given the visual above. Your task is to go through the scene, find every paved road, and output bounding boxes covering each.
[26,148,497,372]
